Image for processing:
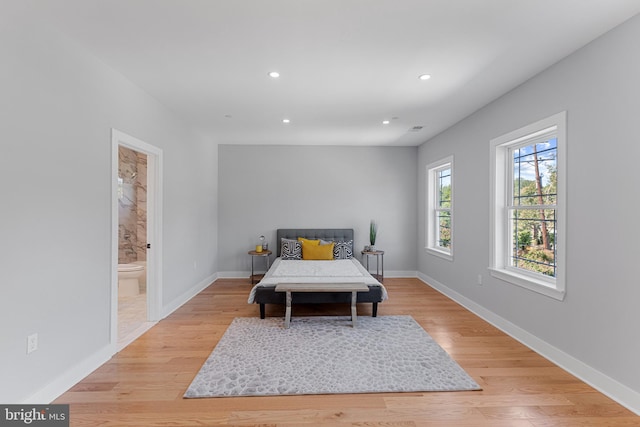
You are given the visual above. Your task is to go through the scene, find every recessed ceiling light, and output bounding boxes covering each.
[269,71,280,78]
[282,118,290,124]
[382,120,390,125]
[419,74,431,81]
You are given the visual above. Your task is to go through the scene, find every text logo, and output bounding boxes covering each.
[0,405,69,426]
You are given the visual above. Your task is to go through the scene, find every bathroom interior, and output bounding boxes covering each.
[117,146,153,350]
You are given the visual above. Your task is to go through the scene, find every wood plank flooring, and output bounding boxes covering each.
[55,278,639,426]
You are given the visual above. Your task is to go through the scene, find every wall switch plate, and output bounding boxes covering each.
[477,274,483,285]
[27,333,38,354]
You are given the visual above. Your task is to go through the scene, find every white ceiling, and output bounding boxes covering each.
[10,1,640,146]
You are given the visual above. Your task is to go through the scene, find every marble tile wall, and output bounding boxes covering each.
[118,146,147,264]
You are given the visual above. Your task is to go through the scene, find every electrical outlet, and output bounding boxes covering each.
[477,274,483,285]
[27,333,38,354]
[193,260,197,270]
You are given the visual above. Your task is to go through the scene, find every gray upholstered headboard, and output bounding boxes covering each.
[276,228,354,257]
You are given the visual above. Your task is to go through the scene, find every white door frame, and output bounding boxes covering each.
[110,129,163,351]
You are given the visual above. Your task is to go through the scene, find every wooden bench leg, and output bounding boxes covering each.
[351,291,358,327]
[284,291,292,328]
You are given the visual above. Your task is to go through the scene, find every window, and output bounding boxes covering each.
[490,112,566,300]
[426,156,453,260]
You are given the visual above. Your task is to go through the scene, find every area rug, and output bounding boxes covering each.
[184,315,481,398]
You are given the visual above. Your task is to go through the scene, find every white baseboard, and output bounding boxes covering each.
[23,344,113,404]
[217,271,250,279]
[161,272,218,318]
[383,270,417,278]
[416,271,640,416]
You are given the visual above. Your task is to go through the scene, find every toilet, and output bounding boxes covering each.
[118,263,145,296]
[130,260,147,287]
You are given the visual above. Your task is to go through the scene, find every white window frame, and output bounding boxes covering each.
[489,111,567,300]
[426,155,454,261]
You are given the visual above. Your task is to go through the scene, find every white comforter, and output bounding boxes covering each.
[247,258,388,303]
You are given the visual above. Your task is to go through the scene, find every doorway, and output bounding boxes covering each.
[111,129,163,352]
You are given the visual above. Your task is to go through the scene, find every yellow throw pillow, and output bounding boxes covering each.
[301,241,335,260]
[297,237,320,246]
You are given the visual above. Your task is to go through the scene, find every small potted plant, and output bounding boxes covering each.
[369,220,377,251]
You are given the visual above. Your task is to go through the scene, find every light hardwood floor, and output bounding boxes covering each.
[55,278,638,426]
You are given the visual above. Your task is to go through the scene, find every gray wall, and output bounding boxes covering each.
[0,14,218,402]
[418,14,640,401]
[218,145,417,275]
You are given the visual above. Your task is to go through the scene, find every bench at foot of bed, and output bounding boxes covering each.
[254,284,383,319]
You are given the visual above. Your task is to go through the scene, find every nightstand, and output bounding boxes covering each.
[248,250,272,284]
[361,250,384,282]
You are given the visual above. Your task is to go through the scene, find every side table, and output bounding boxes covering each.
[248,250,272,284]
[361,250,384,282]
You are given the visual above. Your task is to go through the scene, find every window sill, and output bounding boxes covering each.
[489,268,565,301]
[425,247,453,262]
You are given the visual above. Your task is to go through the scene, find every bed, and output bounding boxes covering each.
[248,228,388,319]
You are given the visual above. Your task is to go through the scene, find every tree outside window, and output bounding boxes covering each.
[510,138,557,277]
